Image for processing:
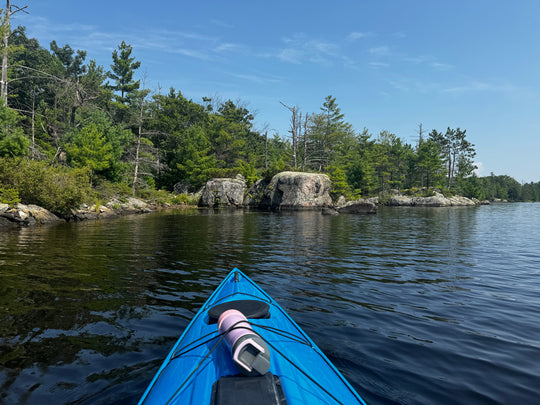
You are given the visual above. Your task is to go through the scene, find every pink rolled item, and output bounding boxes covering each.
[218,309,271,376]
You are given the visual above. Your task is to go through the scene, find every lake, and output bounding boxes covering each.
[1,204,540,404]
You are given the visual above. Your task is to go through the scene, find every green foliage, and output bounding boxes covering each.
[235,159,258,186]
[429,127,476,188]
[0,186,20,206]
[415,138,443,188]
[74,107,133,181]
[0,100,29,157]
[175,125,217,189]
[92,178,132,201]
[135,188,186,205]
[171,193,200,205]
[0,157,91,214]
[262,158,287,182]
[328,165,352,200]
[403,187,436,198]
[64,123,113,183]
[307,95,354,172]
[50,41,87,78]
[456,173,528,202]
[107,41,141,104]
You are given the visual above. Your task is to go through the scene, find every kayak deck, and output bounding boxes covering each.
[139,269,366,404]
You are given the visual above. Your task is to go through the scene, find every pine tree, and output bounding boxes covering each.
[107,41,141,105]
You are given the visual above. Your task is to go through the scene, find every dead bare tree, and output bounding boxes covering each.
[280,102,300,168]
[264,131,268,170]
[1,0,28,104]
[132,90,147,195]
[302,112,309,171]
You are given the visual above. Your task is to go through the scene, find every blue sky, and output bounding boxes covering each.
[16,1,540,182]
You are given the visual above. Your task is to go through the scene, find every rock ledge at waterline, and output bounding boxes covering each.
[386,192,479,207]
[197,172,483,211]
[0,198,160,228]
[0,203,64,227]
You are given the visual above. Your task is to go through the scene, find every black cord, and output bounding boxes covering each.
[164,333,225,405]
[263,339,345,405]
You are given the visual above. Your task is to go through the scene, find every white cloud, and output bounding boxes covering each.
[213,43,246,54]
[277,48,303,64]
[443,81,518,94]
[369,62,389,69]
[276,34,339,66]
[430,62,453,71]
[368,46,390,56]
[474,162,485,177]
[347,31,370,41]
[227,72,282,85]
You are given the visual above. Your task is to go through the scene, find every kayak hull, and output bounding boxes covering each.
[139,269,366,404]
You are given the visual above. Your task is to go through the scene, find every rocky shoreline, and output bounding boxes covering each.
[1,171,491,228]
[196,171,487,211]
[0,197,164,228]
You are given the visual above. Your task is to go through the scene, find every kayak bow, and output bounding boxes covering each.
[139,268,366,405]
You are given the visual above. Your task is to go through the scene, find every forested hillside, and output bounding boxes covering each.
[0,22,539,214]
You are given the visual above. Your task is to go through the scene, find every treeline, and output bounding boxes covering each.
[0,24,538,214]
[460,174,540,202]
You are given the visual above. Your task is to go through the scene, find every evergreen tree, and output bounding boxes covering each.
[346,128,375,196]
[65,123,113,185]
[416,138,443,188]
[107,41,141,104]
[50,40,87,78]
[429,127,476,189]
[308,95,353,172]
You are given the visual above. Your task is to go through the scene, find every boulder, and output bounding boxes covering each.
[322,207,340,216]
[107,197,151,214]
[18,204,65,224]
[335,196,347,207]
[199,176,247,207]
[260,171,332,210]
[388,195,414,206]
[0,203,64,226]
[413,193,449,207]
[387,192,478,207]
[445,195,477,207]
[337,199,377,214]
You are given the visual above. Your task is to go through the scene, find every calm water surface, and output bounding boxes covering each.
[1,204,540,404]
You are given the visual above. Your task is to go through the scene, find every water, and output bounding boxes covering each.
[1,204,540,404]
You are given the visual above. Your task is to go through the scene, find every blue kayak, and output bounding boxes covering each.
[139,269,367,404]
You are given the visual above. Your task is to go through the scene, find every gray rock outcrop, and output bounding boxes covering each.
[337,199,377,214]
[0,203,64,227]
[199,175,247,207]
[69,197,154,221]
[388,192,478,207]
[260,171,332,210]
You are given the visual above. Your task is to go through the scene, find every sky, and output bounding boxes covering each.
[14,0,540,182]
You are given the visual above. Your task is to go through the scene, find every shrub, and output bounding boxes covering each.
[0,186,21,207]
[0,157,91,215]
[171,193,199,205]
